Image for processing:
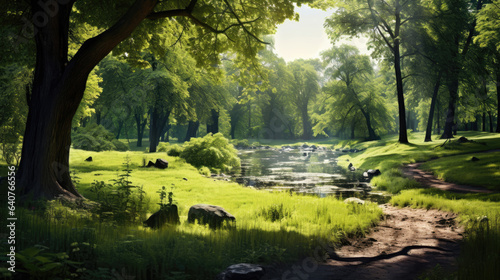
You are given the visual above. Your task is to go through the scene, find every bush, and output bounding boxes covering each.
[198,166,211,176]
[371,168,420,194]
[180,133,240,172]
[230,139,250,149]
[157,143,184,156]
[112,139,129,151]
[72,124,129,152]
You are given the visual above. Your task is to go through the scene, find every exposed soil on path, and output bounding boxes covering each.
[262,205,463,280]
[401,162,494,194]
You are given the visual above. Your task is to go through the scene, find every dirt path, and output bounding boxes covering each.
[262,205,463,280]
[402,162,494,194]
[258,154,499,279]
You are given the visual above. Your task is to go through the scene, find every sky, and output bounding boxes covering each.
[273,5,370,62]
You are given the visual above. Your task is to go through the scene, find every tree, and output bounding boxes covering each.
[2,0,311,200]
[322,45,381,140]
[322,0,426,143]
[425,0,486,138]
[288,60,320,139]
[475,0,500,132]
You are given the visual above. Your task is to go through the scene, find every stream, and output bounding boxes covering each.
[232,147,390,204]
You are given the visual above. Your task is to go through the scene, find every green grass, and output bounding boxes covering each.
[335,131,500,194]
[322,131,500,279]
[420,152,500,190]
[0,148,382,280]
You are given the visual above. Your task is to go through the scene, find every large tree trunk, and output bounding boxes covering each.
[497,69,500,132]
[206,109,219,134]
[18,0,158,200]
[441,75,459,138]
[359,107,379,140]
[425,73,442,142]
[184,121,200,142]
[394,39,408,143]
[135,112,147,147]
[229,103,242,139]
[301,105,312,140]
[149,108,170,153]
[488,111,493,132]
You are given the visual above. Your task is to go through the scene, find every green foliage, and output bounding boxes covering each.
[180,133,240,172]
[89,156,150,224]
[158,142,185,157]
[72,124,129,152]
[259,203,292,222]
[16,246,81,279]
[371,168,421,194]
[198,166,211,176]
[0,64,30,165]
[230,139,251,148]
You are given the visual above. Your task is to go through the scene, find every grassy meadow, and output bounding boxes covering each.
[1,131,499,279]
[1,147,382,279]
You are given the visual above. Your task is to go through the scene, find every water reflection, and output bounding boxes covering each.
[232,148,390,204]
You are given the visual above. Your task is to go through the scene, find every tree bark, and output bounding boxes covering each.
[359,107,379,140]
[392,1,408,144]
[488,111,493,132]
[425,73,442,142]
[149,108,170,153]
[18,0,159,200]
[135,112,147,147]
[206,109,219,134]
[301,105,312,140]
[184,121,199,142]
[497,69,500,132]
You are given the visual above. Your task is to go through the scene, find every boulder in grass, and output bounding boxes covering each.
[457,136,469,143]
[471,156,480,162]
[143,205,180,229]
[146,161,155,167]
[217,263,265,280]
[363,169,381,179]
[188,204,235,229]
[348,163,356,171]
[344,197,365,205]
[155,158,168,169]
[85,156,93,162]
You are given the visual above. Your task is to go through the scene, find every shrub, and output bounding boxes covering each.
[180,133,240,172]
[157,143,184,156]
[198,166,211,176]
[72,124,129,152]
[167,144,184,157]
[112,139,129,151]
[230,139,250,149]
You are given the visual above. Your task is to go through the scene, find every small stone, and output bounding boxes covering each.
[218,263,265,280]
[471,156,480,162]
[85,156,93,162]
[183,178,188,181]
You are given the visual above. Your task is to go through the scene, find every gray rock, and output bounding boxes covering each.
[188,204,235,229]
[217,263,265,280]
[155,158,169,169]
[143,205,180,229]
[363,169,381,179]
[344,197,365,205]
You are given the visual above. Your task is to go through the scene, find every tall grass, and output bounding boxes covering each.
[0,148,382,279]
